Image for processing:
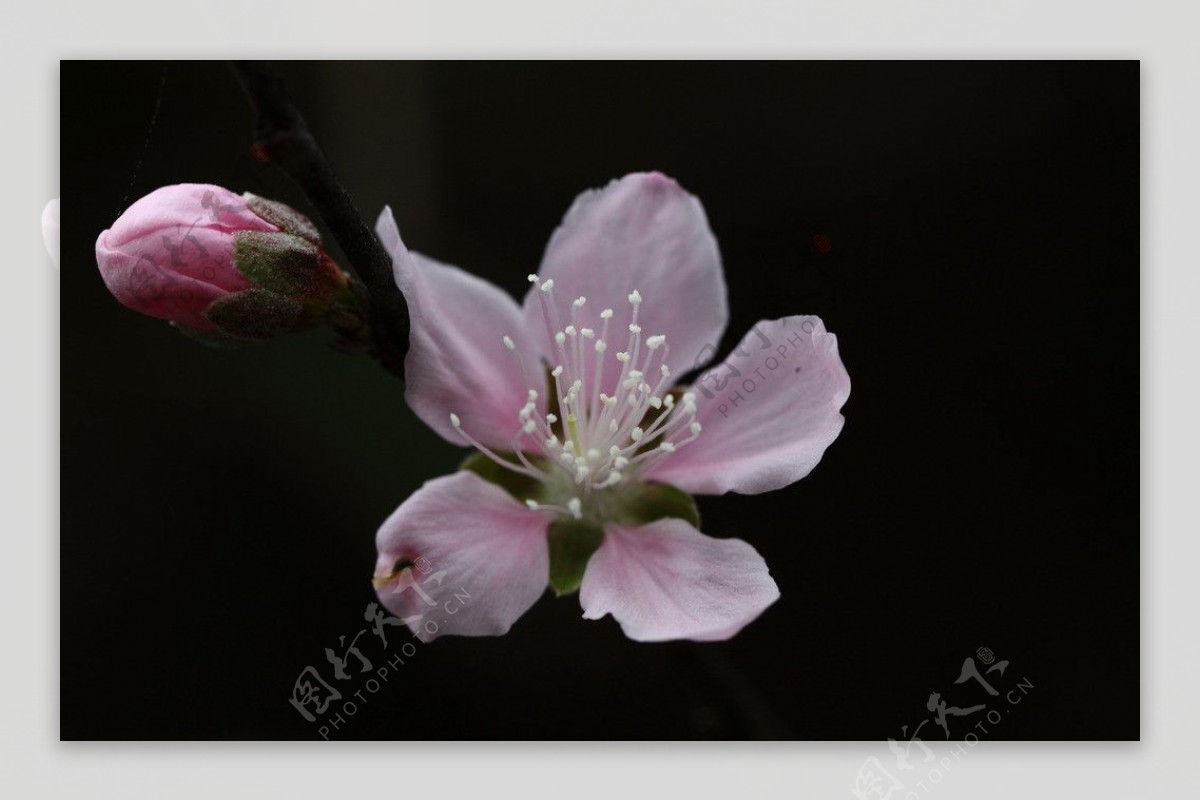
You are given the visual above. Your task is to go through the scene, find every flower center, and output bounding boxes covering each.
[448,276,702,520]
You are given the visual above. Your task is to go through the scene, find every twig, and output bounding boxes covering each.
[229,61,409,380]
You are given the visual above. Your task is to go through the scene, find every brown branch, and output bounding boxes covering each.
[229,61,409,380]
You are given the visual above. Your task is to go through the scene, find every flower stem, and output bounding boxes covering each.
[229,61,410,383]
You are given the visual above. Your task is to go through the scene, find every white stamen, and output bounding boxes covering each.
[452,285,704,518]
[527,274,539,283]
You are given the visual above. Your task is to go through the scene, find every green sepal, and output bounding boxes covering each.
[242,192,322,244]
[171,321,251,348]
[547,519,604,596]
[613,481,701,528]
[459,451,545,503]
[233,231,337,304]
[204,288,303,340]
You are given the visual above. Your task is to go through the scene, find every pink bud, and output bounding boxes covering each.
[95,184,279,332]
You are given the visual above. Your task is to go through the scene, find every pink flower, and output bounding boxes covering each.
[373,172,851,643]
[42,198,59,269]
[96,184,277,332]
[96,184,349,341]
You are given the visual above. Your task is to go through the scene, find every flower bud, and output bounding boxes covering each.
[95,184,347,340]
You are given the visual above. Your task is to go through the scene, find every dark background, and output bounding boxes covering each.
[61,61,1139,740]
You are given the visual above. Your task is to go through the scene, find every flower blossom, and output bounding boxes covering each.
[95,183,346,340]
[372,172,850,642]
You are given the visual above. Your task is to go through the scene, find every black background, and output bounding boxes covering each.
[61,61,1138,740]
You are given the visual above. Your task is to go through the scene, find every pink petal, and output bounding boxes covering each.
[580,517,779,642]
[41,198,59,268]
[646,316,851,495]
[374,470,550,642]
[376,207,542,450]
[521,172,728,389]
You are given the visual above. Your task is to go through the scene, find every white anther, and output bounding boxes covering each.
[580,328,595,339]
[525,499,540,510]
[649,396,662,409]
[546,413,558,424]
[527,274,539,283]
[664,394,675,409]
[571,379,583,393]
[552,365,564,377]
[604,395,617,406]
[683,392,697,404]
[595,340,607,353]
[661,364,670,377]
[450,413,461,428]
[639,382,652,393]
[565,325,577,337]
[567,498,583,519]
[523,420,537,434]
[646,335,666,350]
[609,420,619,433]
[628,289,642,305]
[659,442,676,453]
[609,445,621,457]
[627,393,638,406]
[631,427,644,442]
[555,332,566,346]
[575,464,590,481]
[527,389,538,400]
[540,279,554,292]
[601,471,623,488]
[545,435,560,448]
[586,448,601,461]
[575,456,588,467]
[560,451,575,464]
[690,422,703,435]
[503,335,515,350]
[573,296,587,308]
[613,456,629,469]
[629,323,642,334]
[600,308,614,320]
[616,352,630,363]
